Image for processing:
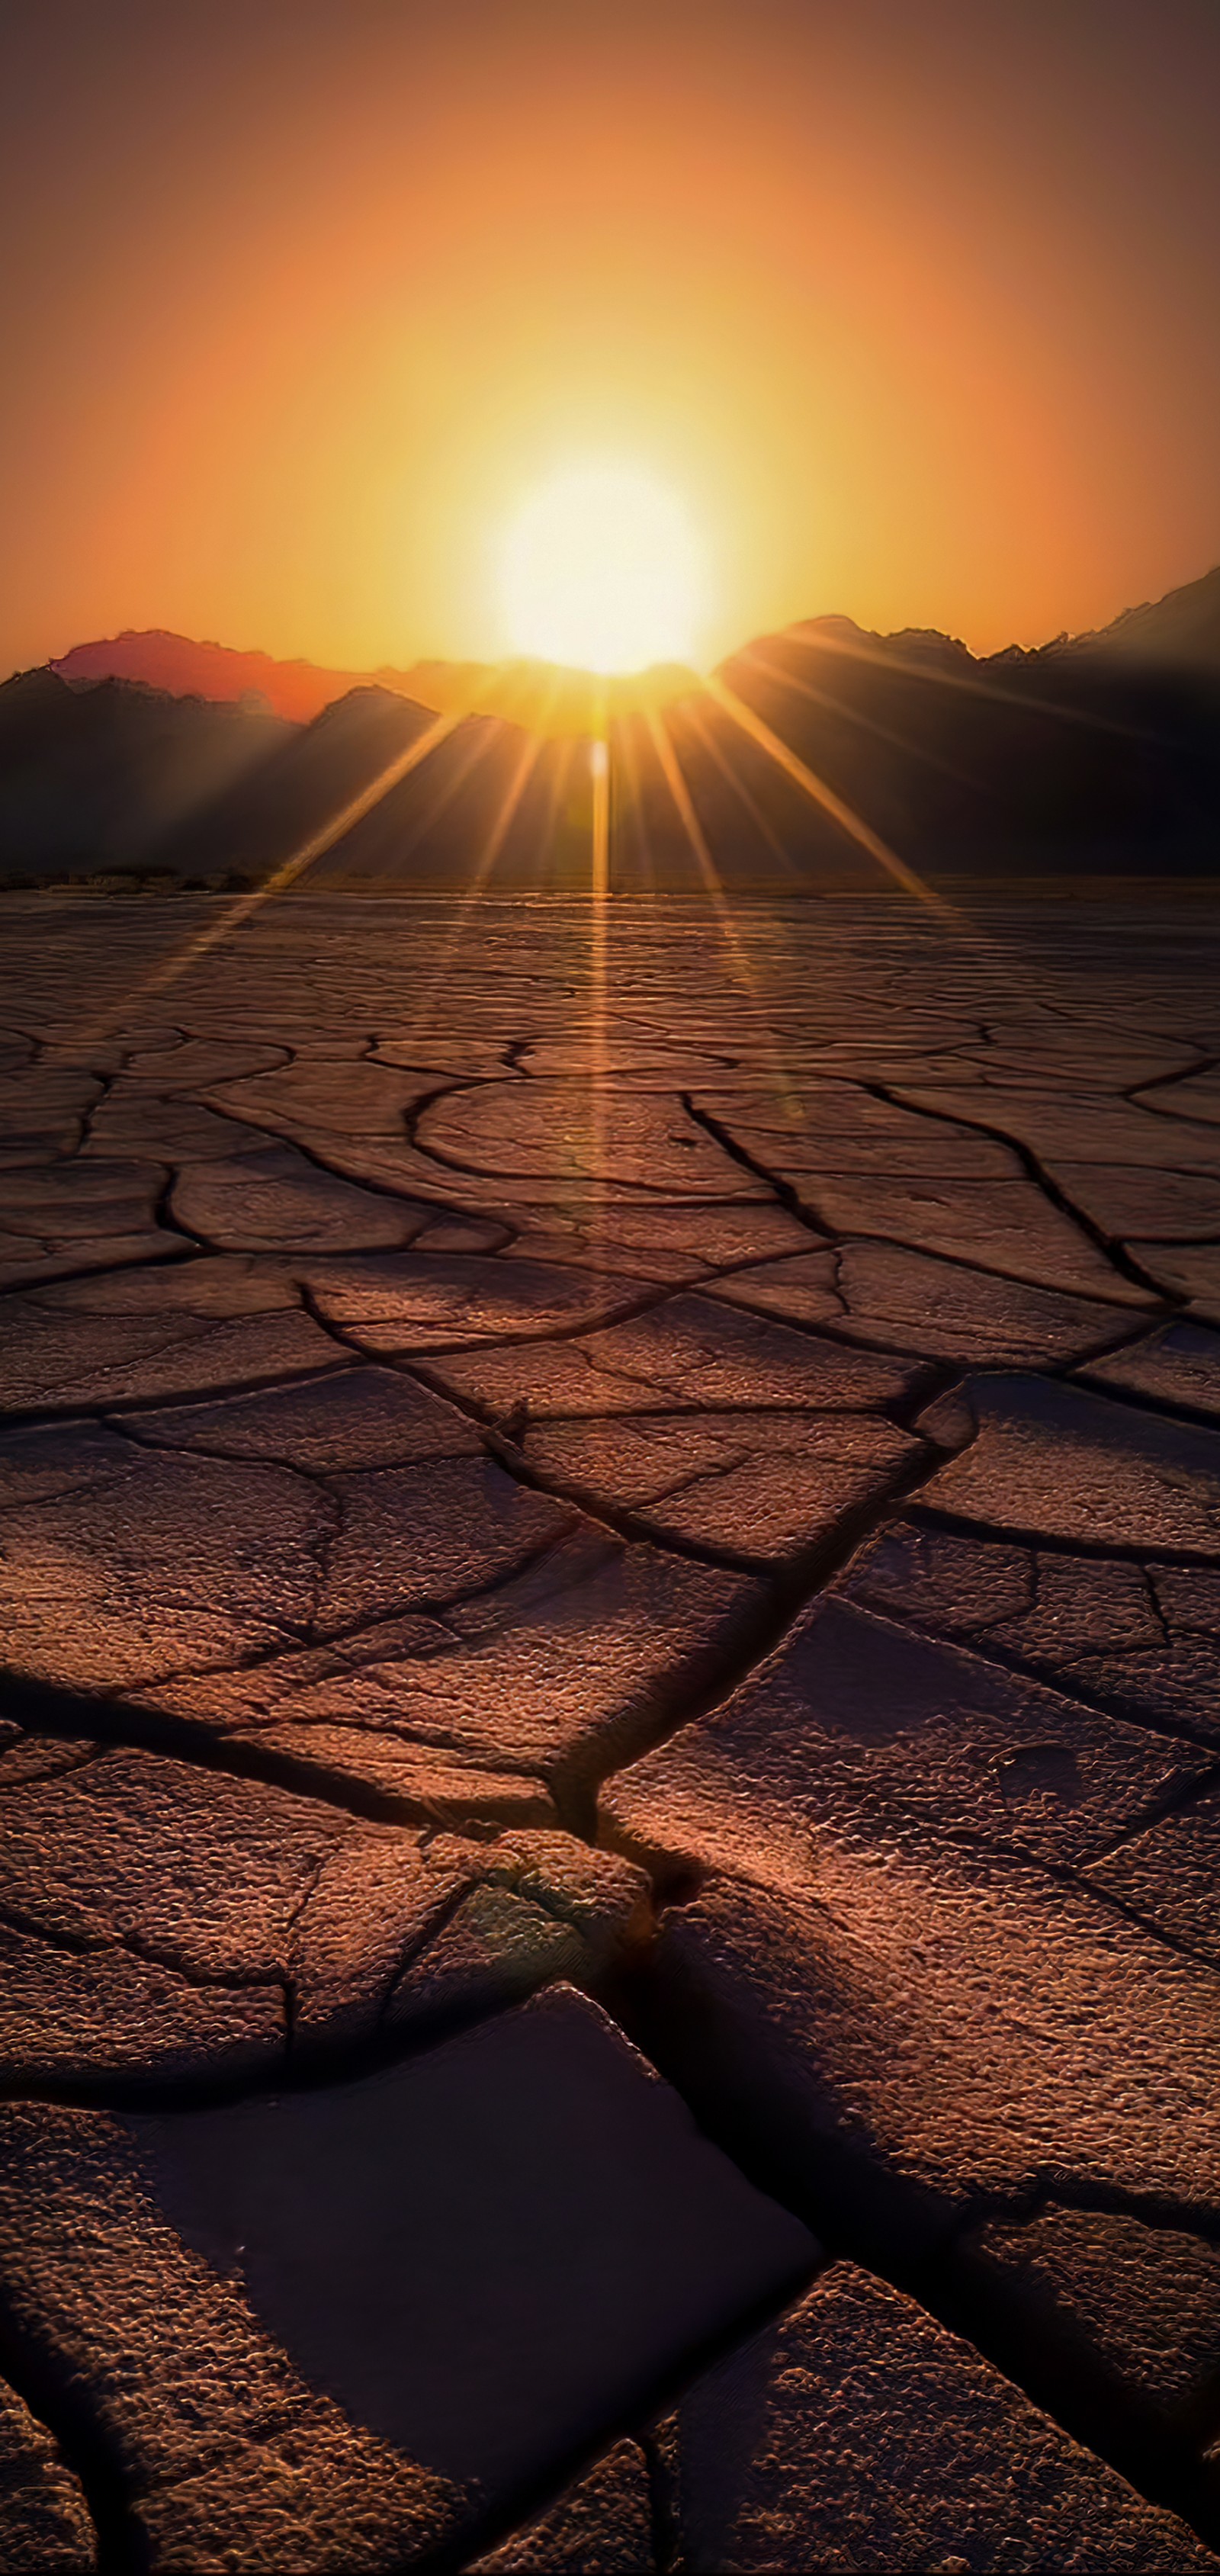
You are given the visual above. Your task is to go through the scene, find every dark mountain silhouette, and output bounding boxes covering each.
[157,685,441,887]
[50,566,1220,721]
[7,565,1220,894]
[167,687,617,895]
[708,585,1220,882]
[1036,563,1220,676]
[0,670,291,886]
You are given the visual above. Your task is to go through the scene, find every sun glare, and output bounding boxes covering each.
[499,462,705,673]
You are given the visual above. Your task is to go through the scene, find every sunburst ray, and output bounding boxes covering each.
[646,708,804,1119]
[782,623,1148,741]
[702,673,955,911]
[673,699,803,881]
[79,708,464,1042]
[387,674,569,1065]
[740,644,978,789]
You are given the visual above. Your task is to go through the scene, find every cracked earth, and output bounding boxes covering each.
[2,890,1220,2572]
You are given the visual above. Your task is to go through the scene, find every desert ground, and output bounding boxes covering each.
[2,888,1219,2572]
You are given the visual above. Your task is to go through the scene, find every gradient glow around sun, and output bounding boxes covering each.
[499,463,705,673]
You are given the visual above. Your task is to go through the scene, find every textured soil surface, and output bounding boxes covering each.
[2,890,1220,2573]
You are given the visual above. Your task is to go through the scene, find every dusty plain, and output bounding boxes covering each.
[2,889,1220,2573]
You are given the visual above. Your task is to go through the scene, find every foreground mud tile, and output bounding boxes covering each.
[171,1144,443,1252]
[204,1055,438,1136]
[1039,1161,1220,1242]
[527,1199,817,1279]
[0,1155,183,1291]
[254,1125,527,1216]
[695,1087,1157,1300]
[0,1400,576,1691]
[0,1064,104,1161]
[637,1845,1219,2255]
[812,1173,1154,1302]
[695,1082,1020,1177]
[302,1248,650,1351]
[1079,1780,1220,1965]
[0,2112,461,2574]
[917,1371,1220,1553]
[603,1645,1220,2250]
[464,2439,655,2572]
[712,1238,1144,1365]
[603,1594,1210,1877]
[652,2264,1218,2572]
[897,1082,1220,1173]
[159,1530,759,1807]
[1135,1074,1220,1131]
[316,1458,573,1634]
[122,1360,483,1471]
[415,1081,753,1196]
[0,1990,816,2572]
[519,1411,917,1569]
[0,1743,649,2083]
[505,1035,738,1082]
[0,2375,97,2571]
[123,1035,289,1088]
[1083,1318,1220,1420]
[957,2205,1220,2462]
[0,1418,326,1687]
[79,1089,276,1163]
[0,1256,342,1413]
[1128,1240,1220,1322]
[844,1516,1220,1752]
[421,1290,920,1421]
[370,1038,536,1081]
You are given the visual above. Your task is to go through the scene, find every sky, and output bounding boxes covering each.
[2,0,1218,677]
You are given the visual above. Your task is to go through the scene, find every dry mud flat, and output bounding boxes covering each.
[2,891,1220,2571]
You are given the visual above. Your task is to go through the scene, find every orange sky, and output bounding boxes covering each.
[2,0,1218,677]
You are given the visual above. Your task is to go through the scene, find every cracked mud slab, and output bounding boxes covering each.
[0,1737,650,2083]
[4,895,1220,2570]
[464,2437,656,2573]
[472,2265,1218,2573]
[0,2375,97,2571]
[0,1990,814,2570]
[650,2264,1218,2571]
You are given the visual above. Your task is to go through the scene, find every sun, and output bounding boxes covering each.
[499,461,705,673]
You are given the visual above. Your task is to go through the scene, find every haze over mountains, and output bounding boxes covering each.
[51,632,371,727]
[5,567,1220,895]
[50,561,1220,718]
[50,634,691,735]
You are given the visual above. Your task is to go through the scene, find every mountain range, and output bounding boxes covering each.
[50,634,692,735]
[2,564,1218,894]
[47,562,1220,721]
